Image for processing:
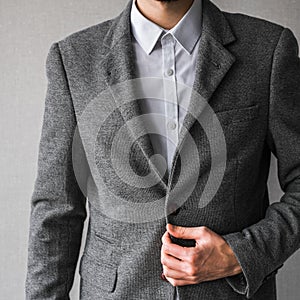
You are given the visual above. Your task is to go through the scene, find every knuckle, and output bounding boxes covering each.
[187,266,197,276]
[200,226,208,235]
[161,256,167,266]
[185,259,200,276]
[180,227,186,236]
[163,244,169,253]
[190,256,197,265]
[198,236,209,248]
[185,263,192,274]
[161,233,167,244]
[186,253,196,264]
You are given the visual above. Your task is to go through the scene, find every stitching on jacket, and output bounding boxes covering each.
[266,27,285,154]
[56,42,74,297]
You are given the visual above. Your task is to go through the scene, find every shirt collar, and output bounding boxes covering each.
[130,0,202,55]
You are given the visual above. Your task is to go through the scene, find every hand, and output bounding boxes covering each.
[160,224,242,286]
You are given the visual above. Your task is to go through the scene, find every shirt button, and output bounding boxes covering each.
[167,121,177,130]
[166,69,174,76]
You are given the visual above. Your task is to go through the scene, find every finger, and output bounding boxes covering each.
[162,230,199,262]
[162,243,188,261]
[167,224,205,240]
[163,265,190,280]
[162,230,184,249]
[165,277,194,287]
[161,251,185,272]
[161,231,172,245]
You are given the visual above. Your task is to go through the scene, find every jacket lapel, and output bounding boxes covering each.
[99,0,168,189]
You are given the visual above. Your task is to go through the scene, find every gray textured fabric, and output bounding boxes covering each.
[25,0,300,299]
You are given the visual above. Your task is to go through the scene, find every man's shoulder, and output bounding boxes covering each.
[55,16,116,51]
[223,11,284,42]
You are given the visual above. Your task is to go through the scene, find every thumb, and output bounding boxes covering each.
[166,224,201,240]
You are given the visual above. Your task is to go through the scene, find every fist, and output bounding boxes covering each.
[160,224,242,286]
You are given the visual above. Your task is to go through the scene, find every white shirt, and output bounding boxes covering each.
[130,0,202,177]
[130,0,202,296]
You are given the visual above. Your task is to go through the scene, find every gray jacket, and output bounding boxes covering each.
[25,0,300,299]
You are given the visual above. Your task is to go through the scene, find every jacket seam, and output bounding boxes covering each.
[55,42,75,297]
[266,27,285,153]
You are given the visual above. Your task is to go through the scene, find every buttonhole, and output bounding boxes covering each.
[212,61,221,69]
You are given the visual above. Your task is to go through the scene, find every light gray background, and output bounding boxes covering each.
[0,0,299,299]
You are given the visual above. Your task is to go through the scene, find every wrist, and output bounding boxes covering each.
[223,239,242,276]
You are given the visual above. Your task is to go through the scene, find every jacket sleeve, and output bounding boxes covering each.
[222,27,300,299]
[25,42,87,299]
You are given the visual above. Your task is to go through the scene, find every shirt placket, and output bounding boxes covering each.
[161,33,178,173]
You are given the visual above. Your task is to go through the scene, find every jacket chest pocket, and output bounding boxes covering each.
[213,104,262,157]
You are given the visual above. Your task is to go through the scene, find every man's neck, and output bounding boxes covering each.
[135,0,194,30]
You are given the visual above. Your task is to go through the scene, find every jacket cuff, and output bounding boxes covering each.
[222,232,263,299]
[226,272,248,295]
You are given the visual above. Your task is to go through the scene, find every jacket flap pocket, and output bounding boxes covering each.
[79,254,117,293]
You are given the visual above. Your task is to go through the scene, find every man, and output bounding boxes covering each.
[25,0,300,299]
